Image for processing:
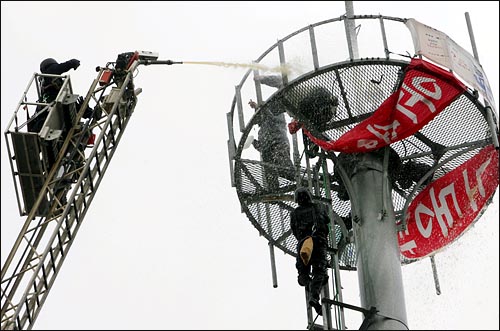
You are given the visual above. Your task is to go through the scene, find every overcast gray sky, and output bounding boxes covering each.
[1,1,498,330]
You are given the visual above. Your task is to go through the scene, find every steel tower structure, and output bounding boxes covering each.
[226,3,498,330]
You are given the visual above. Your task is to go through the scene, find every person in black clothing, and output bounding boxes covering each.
[290,187,330,316]
[39,58,80,100]
[28,57,85,133]
[296,85,338,133]
[29,58,93,207]
[287,85,339,159]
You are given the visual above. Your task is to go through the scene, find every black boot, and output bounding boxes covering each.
[308,281,322,315]
[309,296,322,316]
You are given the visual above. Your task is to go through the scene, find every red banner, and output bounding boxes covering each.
[303,58,467,152]
[399,145,499,259]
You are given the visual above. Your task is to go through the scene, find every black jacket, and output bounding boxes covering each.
[40,59,79,101]
[290,188,330,243]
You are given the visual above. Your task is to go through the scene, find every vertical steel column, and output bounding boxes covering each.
[344,1,359,60]
[321,159,345,330]
[269,242,278,288]
[226,112,236,187]
[309,25,320,71]
[430,255,441,295]
[277,41,288,86]
[465,12,499,148]
[234,85,245,133]
[351,152,408,330]
[378,16,390,60]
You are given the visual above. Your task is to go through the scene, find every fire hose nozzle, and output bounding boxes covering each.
[140,59,183,66]
[165,60,183,65]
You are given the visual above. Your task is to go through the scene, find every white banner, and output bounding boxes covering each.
[405,18,496,117]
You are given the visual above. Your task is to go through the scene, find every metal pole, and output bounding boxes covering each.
[464,12,480,61]
[309,25,320,71]
[465,12,499,148]
[269,242,278,288]
[344,1,359,59]
[321,160,346,330]
[430,255,441,295]
[350,152,408,330]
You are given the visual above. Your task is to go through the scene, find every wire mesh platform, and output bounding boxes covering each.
[227,15,497,268]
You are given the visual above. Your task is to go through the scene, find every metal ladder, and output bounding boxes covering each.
[1,59,141,330]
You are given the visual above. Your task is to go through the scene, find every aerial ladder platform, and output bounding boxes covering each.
[0,50,170,330]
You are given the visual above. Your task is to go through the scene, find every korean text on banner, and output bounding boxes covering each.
[303,58,466,153]
[399,145,499,260]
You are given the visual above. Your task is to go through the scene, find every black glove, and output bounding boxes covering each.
[70,59,80,70]
[83,106,93,119]
[76,96,84,108]
[76,96,93,119]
